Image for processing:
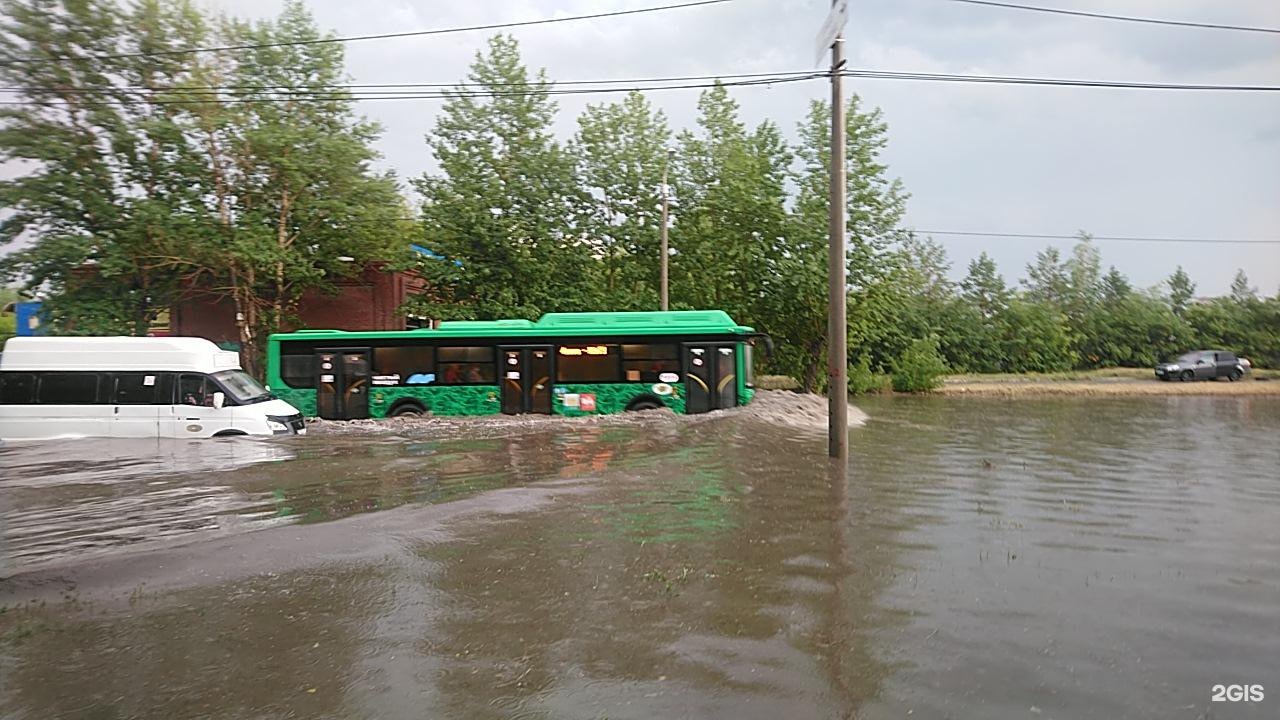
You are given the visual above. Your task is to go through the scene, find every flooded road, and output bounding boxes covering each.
[1,396,1277,719]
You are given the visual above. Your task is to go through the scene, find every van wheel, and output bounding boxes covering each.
[627,398,665,412]
[389,402,426,417]
[1180,370,1194,382]
[213,430,247,437]
[1228,369,1243,381]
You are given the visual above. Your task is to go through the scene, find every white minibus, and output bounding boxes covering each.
[0,336,305,440]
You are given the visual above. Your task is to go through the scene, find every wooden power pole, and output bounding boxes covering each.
[822,0,848,459]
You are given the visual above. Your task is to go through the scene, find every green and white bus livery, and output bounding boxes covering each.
[265,310,764,419]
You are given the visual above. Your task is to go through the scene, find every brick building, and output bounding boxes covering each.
[169,263,433,346]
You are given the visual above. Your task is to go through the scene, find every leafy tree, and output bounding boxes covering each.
[1023,246,1070,307]
[572,91,671,310]
[1230,269,1257,304]
[961,252,1011,319]
[411,34,593,321]
[1167,266,1195,317]
[999,299,1075,373]
[776,96,907,389]
[1101,266,1132,304]
[0,0,209,334]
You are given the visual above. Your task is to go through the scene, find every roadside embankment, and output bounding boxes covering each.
[936,371,1280,397]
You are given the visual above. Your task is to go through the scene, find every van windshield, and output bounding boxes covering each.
[212,370,273,404]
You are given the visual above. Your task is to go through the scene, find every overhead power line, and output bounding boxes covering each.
[916,230,1280,245]
[0,73,826,107]
[4,68,1278,108]
[946,0,1280,35]
[0,0,734,65]
[840,69,1280,92]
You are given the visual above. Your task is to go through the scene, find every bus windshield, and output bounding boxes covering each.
[213,370,274,404]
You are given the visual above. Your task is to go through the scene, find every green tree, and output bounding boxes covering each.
[0,0,209,334]
[961,252,1010,318]
[1100,266,1131,304]
[184,2,407,374]
[775,96,907,389]
[1230,269,1257,304]
[412,34,593,321]
[573,91,671,310]
[1167,265,1195,317]
[1023,246,1070,307]
[890,336,948,392]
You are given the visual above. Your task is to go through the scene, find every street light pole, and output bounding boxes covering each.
[660,148,673,311]
[827,12,848,460]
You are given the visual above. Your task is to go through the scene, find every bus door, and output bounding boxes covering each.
[683,343,738,414]
[499,345,553,415]
[315,348,371,420]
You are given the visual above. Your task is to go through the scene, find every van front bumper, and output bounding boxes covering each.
[267,413,307,435]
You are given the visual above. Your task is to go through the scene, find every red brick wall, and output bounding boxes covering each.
[170,266,424,342]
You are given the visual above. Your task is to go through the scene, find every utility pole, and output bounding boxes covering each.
[825,1,848,459]
[660,148,673,311]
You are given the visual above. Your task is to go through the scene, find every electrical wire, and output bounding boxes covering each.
[4,68,1279,107]
[0,0,735,65]
[915,230,1280,245]
[945,0,1280,35]
[839,69,1280,92]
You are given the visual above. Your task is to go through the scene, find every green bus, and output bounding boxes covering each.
[265,310,766,420]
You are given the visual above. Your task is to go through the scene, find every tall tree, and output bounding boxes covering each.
[412,34,592,321]
[0,0,208,333]
[1100,266,1132,304]
[1230,269,1257,303]
[1167,266,1196,317]
[960,252,1010,319]
[572,91,671,310]
[1023,246,1070,307]
[777,96,907,388]
[184,2,406,374]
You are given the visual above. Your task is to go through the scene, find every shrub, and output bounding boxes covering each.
[848,355,890,394]
[891,337,949,392]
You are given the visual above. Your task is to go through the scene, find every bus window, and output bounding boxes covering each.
[280,354,315,388]
[38,373,99,405]
[558,345,621,383]
[373,346,435,385]
[114,373,159,405]
[621,344,679,382]
[0,373,37,404]
[437,346,495,385]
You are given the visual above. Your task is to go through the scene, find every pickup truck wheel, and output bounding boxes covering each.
[1180,370,1194,382]
[1228,368,1243,382]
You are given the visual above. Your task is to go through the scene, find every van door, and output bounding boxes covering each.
[170,373,234,438]
[109,372,162,437]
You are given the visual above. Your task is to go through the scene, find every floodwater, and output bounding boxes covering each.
[1,396,1277,719]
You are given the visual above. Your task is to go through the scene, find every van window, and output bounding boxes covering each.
[179,374,214,407]
[38,373,99,404]
[0,373,37,404]
[114,374,159,405]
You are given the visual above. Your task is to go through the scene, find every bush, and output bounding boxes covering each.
[848,355,890,394]
[891,337,949,392]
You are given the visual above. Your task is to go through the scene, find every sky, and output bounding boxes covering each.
[10,0,1280,295]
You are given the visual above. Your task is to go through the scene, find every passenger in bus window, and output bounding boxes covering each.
[442,365,462,384]
[466,366,483,383]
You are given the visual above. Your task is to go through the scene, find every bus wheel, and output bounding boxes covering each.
[389,402,427,417]
[213,429,247,437]
[627,397,665,412]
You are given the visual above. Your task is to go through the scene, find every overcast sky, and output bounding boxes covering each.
[18,0,1280,295]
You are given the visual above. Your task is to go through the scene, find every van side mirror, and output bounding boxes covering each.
[212,391,225,410]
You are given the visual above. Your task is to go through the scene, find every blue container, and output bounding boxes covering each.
[15,301,45,336]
